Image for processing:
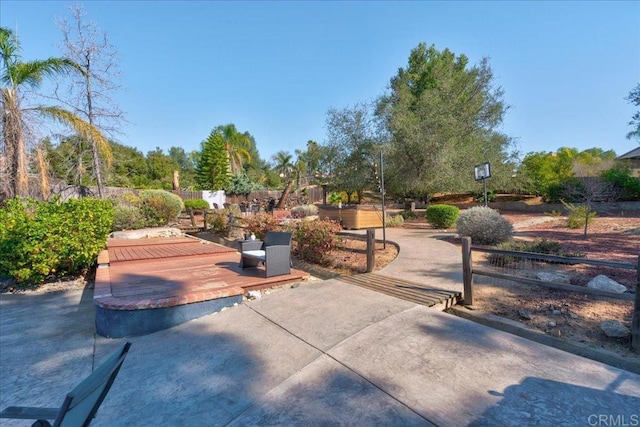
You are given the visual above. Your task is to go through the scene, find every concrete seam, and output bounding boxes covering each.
[242,304,437,426]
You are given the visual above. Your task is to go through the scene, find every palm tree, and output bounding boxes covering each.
[216,124,252,174]
[1,27,110,198]
[272,151,294,209]
[273,150,293,180]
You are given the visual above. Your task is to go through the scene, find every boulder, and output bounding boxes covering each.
[587,275,627,293]
[518,309,533,320]
[600,320,630,338]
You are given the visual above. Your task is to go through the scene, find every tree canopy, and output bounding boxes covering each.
[324,103,382,202]
[377,42,514,198]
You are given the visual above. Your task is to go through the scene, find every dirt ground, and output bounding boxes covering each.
[453,211,639,363]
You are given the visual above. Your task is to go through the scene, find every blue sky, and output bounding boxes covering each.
[2,1,639,163]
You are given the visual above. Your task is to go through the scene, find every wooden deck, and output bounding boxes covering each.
[337,273,461,308]
[94,236,308,337]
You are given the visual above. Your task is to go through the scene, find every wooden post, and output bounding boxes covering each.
[187,207,196,227]
[203,209,209,231]
[366,229,375,273]
[462,236,474,306]
[632,253,640,353]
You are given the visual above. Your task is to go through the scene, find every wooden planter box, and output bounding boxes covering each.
[318,205,383,229]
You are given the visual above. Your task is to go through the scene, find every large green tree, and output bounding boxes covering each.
[324,103,382,202]
[377,42,513,198]
[195,129,230,190]
[0,27,109,199]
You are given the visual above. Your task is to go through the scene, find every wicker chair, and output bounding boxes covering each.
[240,231,292,277]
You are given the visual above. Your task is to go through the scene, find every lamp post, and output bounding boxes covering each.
[338,200,342,224]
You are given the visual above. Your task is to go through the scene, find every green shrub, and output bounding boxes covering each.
[292,219,342,264]
[243,212,282,240]
[425,204,459,229]
[456,206,513,245]
[139,190,184,226]
[385,213,405,227]
[602,166,640,200]
[472,190,496,203]
[112,205,146,231]
[400,210,419,220]
[184,199,210,210]
[562,201,597,229]
[0,197,114,284]
[544,179,585,204]
[291,204,319,218]
[207,209,229,233]
[488,238,584,266]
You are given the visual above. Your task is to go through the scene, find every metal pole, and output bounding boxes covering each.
[380,150,386,249]
[483,178,488,207]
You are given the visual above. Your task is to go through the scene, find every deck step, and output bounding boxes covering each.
[337,273,461,308]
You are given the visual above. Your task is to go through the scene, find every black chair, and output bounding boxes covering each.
[240,231,292,277]
[0,342,131,427]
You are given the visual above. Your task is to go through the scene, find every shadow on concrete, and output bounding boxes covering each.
[0,290,96,414]
[469,375,640,426]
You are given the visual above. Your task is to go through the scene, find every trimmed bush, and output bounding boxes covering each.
[0,197,114,284]
[292,219,342,264]
[184,199,210,210]
[291,204,319,218]
[425,204,459,229]
[456,206,513,245]
[139,190,184,226]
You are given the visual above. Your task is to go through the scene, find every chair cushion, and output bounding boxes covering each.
[243,250,266,260]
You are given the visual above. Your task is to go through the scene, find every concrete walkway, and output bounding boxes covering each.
[1,231,639,426]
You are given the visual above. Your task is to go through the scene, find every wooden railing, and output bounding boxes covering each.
[460,236,640,352]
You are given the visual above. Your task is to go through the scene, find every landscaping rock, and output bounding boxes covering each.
[547,321,556,328]
[518,309,533,320]
[247,290,262,300]
[600,320,630,338]
[535,272,571,284]
[110,227,183,239]
[587,275,627,293]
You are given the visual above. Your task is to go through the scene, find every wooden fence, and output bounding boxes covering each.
[460,236,640,352]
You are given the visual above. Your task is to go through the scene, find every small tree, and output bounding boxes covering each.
[560,177,618,238]
[195,129,230,190]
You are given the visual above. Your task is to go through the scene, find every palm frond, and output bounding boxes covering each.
[10,58,85,87]
[0,27,19,83]
[38,106,113,165]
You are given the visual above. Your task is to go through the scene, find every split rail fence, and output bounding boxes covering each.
[460,236,640,352]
